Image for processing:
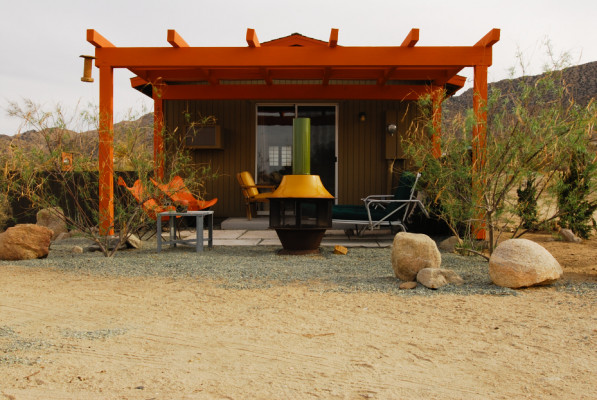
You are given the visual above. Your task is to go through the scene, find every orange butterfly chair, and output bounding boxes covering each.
[150,176,218,212]
[236,171,276,220]
[117,177,176,222]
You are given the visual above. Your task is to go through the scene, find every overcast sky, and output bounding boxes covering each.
[1,0,595,135]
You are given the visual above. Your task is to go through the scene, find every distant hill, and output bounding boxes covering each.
[0,113,154,168]
[443,61,597,118]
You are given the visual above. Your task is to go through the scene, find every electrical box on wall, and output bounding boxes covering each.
[385,110,404,159]
[184,125,223,149]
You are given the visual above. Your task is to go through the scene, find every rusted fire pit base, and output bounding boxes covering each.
[274,227,326,255]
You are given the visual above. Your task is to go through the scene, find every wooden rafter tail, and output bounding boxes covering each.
[328,28,339,48]
[167,29,189,48]
[246,28,260,48]
[474,28,500,48]
[130,76,148,88]
[401,28,419,47]
[87,29,115,48]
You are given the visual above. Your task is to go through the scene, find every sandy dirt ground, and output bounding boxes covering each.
[1,234,596,399]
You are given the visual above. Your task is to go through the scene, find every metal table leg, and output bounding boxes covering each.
[195,214,204,252]
[157,216,162,252]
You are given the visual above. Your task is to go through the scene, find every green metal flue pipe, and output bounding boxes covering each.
[292,117,310,175]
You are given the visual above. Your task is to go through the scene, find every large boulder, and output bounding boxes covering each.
[0,224,53,260]
[391,232,441,281]
[36,207,68,241]
[417,268,464,289]
[489,239,563,288]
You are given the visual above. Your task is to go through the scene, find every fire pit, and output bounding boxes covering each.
[269,117,334,254]
[269,175,333,254]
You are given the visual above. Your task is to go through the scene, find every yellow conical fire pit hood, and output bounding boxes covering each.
[270,175,334,199]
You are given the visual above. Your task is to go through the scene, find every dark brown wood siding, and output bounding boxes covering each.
[164,99,424,217]
[337,100,423,205]
[164,100,256,217]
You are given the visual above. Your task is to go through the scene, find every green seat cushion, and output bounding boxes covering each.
[332,171,416,222]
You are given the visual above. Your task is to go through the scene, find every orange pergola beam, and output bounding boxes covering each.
[93,46,494,69]
[246,28,260,48]
[158,83,433,101]
[87,29,115,48]
[475,28,500,48]
[167,29,189,48]
[328,28,339,48]
[401,28,419,47]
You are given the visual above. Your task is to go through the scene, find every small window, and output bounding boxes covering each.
[280,146,292,166]
[184,125,223,149]
[269,146,279,167]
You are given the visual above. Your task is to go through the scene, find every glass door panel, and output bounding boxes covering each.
[256,106,295,185]
[256,104,336,196]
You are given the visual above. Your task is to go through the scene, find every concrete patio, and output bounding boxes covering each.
[170,217,395,248]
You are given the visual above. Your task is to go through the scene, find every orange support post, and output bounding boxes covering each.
[153,85,165,181]
[473,64,488,240]
[431,88,443,158]
[98,65,114,236]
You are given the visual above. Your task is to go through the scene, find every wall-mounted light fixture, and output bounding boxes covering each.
[80,55,95,83]
[61,152,73,171]
[358,112,366,123]
[387,123,397,136]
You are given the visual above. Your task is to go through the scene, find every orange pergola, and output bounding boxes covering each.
[86,27,499,235]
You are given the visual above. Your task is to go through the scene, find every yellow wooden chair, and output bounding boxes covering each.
[236,171,276,220]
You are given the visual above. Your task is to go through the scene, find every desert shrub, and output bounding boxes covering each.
[556,150,597,238]
[5,100,217,256]
[516,176,539,230]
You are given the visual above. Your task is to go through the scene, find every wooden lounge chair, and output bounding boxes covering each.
[332,172,428,235]
[150,176,218,212]
[117,176,176,222]
[236,171,276,220]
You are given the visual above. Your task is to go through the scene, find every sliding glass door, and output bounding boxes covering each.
[257,105,336,196]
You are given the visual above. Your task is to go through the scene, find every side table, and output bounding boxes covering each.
[157,211,214,252]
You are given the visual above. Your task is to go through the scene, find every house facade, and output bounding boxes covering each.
[86,28,499,233]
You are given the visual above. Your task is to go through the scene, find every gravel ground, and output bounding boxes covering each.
[2,237,595,296]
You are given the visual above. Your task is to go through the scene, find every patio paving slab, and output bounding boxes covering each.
[258,239,283,246]
[239,230,278,239]
[213,239,262,246]
[320,239,381,248]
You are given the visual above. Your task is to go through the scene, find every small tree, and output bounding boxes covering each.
[5,100,217,256]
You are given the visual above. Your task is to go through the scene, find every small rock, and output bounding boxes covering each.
[71,246,83,254]
[84,245,102,253]
[417,268,464,289]
[489,239,563,288]
[438,236,459,252]
[55,232,71,241]
[0,224,53,260]
[559,228,582,243]
[391,232,441,281]
[333,245,348,255]
[399,281,417,290]
[36,207,68,241]
[126,234,142,249]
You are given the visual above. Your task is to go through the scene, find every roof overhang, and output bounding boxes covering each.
[88,28,499,101]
